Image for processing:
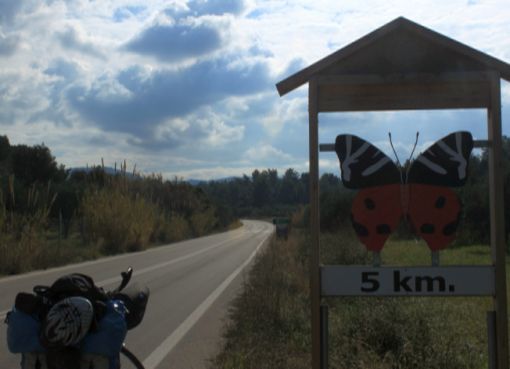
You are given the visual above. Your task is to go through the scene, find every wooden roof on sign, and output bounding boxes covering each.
[276,17,510,97]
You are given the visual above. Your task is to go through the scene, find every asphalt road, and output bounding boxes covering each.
[0,219,274,369]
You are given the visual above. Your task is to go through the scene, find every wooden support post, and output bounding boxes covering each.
[309,78,321,369]
[487,73,509,369]
[488,311,497,369]
[320,305,329,369]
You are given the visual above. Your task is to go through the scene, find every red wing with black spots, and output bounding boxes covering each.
[406,131,473,250]
[407,185,461,251]
[350,185,402,252]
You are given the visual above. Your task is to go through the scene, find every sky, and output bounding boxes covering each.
[1,0,510,180]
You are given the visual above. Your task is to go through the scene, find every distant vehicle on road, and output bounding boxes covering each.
[273,217,290,240]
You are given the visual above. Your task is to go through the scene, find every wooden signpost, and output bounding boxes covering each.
[276,17,510,369]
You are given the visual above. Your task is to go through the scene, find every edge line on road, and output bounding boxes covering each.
[0,231,249,321]
[97,232,247,287]
[0,226,247,284]
[142,231,271,369]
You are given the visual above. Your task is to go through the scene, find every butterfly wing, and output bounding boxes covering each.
[408,184,461,251]
[335,134,402,251]
[335,134,401,189]
[351,185,403,252]
[407,131,473,186]
[407,131,473,250]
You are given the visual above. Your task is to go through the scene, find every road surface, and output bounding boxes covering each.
[0,219,273,369]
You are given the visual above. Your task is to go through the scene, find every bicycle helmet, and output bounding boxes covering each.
[41,296,94,347]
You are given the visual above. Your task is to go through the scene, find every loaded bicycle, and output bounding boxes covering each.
[5,267,149,369]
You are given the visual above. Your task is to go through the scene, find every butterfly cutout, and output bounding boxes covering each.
[334,131,473,253]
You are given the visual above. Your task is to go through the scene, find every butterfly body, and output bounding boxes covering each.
[335,132,473,253]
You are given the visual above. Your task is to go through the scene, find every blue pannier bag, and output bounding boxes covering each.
[81,299,127,357]
[7,300,127,369]
[6,309,45,354]
[5,269,148,369]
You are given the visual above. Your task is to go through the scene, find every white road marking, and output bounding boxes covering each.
[142,233,270,369]
[0,228,246,285]
[0,231,249,321]
[97,233,246,287]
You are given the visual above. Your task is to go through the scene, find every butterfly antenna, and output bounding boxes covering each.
[388,132,404,183]
[408,132,420,161]
[404,132,420,183]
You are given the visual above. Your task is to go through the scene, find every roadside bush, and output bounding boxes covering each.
[81,187,158,254]
[154,213,192,243]
[190,207,217,237]
[320,189,353,231]
[168,214,192,241]
[0,140,236,276]
[291,205,307,228]
[0,217,46,274]
[321,229,368,265]
[0,180,55,274]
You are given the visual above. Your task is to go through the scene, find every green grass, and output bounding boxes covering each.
[381,238,493,266]
[213,229,510,369]
[324,237,503,368]
[379,238,510,368]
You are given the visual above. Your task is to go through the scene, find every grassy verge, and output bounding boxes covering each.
[0,169,239,276]
[213,232,311,369]
[213,229,509,369]
[0,219,242,277]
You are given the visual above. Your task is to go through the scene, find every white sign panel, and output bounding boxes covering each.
[321,266,495,297]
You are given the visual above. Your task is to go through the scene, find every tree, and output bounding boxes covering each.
[320,173,341,194]
[0,135,10,176]
[279,168,300,204]
[10,144,66,185]
[252,169,271,207]
[0,135,10,162]
[299,172,309,204]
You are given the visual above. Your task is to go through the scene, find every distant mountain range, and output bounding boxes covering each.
[68,167,236,185]
[187,177,237,186]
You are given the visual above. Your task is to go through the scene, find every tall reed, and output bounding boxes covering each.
[0,176,55,274]
[80,184,158,254]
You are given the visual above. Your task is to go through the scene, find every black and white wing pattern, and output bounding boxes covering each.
[335,134,401,189]
[407,131,474,187]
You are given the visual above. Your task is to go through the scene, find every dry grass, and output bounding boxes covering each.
[154,213,192,243]
[213,231,311,369]
[80,187,158,254]
[190,207,217,237]
[0,168,225,274]
[0,178,55,274]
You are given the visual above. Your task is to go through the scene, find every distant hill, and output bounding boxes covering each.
[68,169,237,185]
[187,179,205,186]
[187,177,237,186]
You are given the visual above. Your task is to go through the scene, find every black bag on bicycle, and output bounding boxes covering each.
[111,283,149,330]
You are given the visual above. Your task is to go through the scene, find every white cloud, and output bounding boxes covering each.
[165,165,254,180]
[193,110,245,146]
[56,26,106,59]
[244,144,292,162]
[303,158,340,173]
[261,96,307,136]
[0,0,510,179]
